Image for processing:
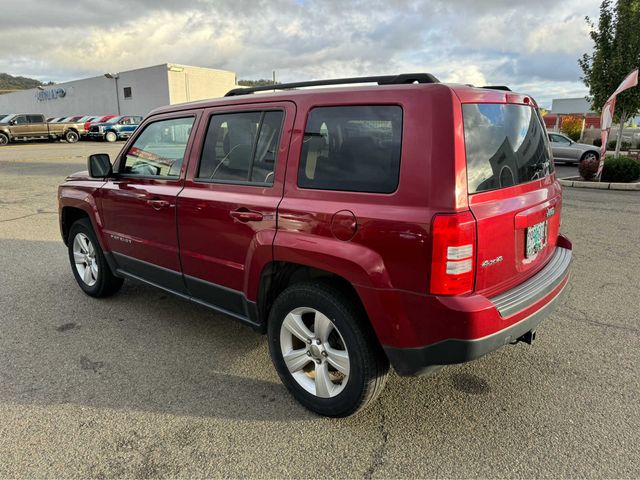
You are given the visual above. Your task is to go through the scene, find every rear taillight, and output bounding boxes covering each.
[430,211,476,295]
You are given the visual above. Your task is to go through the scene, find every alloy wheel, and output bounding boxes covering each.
[279,307,350,398]
[73,233,98,286]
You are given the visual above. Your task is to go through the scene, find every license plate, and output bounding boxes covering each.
[526,220,548,258]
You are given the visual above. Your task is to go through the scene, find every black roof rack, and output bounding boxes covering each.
[225,73,440,97]
[482,85,511,91]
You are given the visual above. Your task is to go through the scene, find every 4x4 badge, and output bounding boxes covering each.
[481,256,503,268]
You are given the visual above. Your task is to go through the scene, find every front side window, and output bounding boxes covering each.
[13,115,28,125]
[298,106,403,193]
[198,110,284,185]
[122,117,195,177]
[549,133,571,145]
[463,103,554,194]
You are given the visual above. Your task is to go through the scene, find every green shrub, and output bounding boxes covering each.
[607,140,632,150]
[578,156,600,180]
[601,156,640,183]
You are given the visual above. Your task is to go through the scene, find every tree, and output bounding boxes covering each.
[560,115,583,141]
[579,0,640,155]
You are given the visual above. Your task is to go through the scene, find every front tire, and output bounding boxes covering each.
[105,131,117,143]
[68,218,123,297]
[267,281,389,417]
[580,151,599,163]
[0,133,9,146]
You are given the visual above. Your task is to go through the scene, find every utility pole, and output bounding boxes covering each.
[104,73,121,115]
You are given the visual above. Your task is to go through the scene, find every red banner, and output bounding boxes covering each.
[597,69,639,179]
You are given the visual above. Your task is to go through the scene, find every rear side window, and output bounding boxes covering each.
[298,106,402,193]
[198,110,284,185]
[463,104,553,194]
[28,115,44,123]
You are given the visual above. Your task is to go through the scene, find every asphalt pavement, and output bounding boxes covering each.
[0,141,638,478]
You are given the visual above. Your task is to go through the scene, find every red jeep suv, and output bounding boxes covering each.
[58,74,572,417]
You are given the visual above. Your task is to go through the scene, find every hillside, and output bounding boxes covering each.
[0,73,43,92]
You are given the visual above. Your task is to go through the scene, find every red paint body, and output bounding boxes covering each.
[59,82,571,359]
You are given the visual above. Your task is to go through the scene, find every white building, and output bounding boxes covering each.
[550,97,593,115]
[0,63,236,118]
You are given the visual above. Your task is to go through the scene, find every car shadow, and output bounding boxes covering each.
[0,238,315,422]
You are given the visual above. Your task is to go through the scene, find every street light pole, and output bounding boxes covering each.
[104,73,121,115]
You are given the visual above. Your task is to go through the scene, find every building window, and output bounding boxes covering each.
[123,87,132,99]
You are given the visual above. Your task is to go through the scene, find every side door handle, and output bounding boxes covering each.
[147,198,171,210]
[230,208,264,222]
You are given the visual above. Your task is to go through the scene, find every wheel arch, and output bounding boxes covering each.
[256,261,381,346]
[60,206,91,245]
[58,188,107,250]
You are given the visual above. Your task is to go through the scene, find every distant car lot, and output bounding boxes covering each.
[0,114,141,146]
[0,142,638,477]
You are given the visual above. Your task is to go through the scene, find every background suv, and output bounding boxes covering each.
[58,74,572,417]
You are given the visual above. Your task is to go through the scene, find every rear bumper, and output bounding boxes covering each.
[380,242,572,376]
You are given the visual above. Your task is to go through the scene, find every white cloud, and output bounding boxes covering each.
[0,0,602,105]
[527,16,592,54]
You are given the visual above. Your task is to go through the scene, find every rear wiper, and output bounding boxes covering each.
[530,161,550,180]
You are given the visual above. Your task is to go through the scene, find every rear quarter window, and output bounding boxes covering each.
[298,105,402,193]
[463,104,553,194]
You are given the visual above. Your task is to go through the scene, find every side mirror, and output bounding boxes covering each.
[88,153,113,178]
[9,120,16,126]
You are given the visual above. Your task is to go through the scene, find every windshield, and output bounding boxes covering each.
[0,114,15,123]
[463,103,553,194]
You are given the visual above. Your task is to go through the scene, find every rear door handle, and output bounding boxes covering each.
[230,209,264,222]
[147,198,170,210]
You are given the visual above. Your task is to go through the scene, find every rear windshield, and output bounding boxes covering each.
[462,103,553,194]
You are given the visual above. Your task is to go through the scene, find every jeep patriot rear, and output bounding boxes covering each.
[58,74,572,417]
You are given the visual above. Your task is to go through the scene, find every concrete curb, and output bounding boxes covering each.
[558,176,640,191]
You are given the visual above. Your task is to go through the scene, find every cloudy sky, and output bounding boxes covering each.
[0,0,601,108]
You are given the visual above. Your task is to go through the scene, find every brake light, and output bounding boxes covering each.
[430,211,476,295]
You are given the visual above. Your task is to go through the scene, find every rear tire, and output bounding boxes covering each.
[68,218,123,297]
[267,281,389,417]
[105,131,117,143]
[65,130,79,143]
